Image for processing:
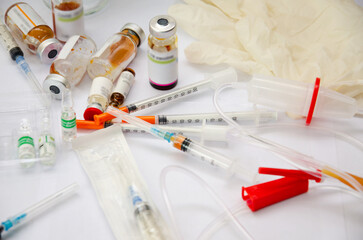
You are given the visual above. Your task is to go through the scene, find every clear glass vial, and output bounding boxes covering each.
[43,35,96,99]
[148,15,178,90]
[61,89,77,142]
[109,68,135,108]
[51,0,85,43]
[84,23,145,120]
[38,110,56,165]
[44,0,109,16]
[5,2,62,63]
[17,118,36,168]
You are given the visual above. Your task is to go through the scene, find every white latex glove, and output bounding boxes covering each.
[169,0,363,105]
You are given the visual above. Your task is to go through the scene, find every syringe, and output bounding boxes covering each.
[0,15,44,94]
[86,67,241,123]
[0,183,79,238]
[77,110,277,129]
[107,106,255,181]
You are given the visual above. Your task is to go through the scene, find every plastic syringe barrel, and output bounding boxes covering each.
[94,67,238,125]
[0,19,23,60]
[247,75,358,119]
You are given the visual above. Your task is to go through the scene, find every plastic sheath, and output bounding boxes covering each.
[76,115,157,129]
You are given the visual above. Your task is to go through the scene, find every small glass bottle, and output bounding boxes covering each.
[43,35,96,99]
[148,15,178,90]
[109,68,135,108]
[84,23,145,120]
[17,118,36,168]
[5,2,63,63]
[61,89,77,142]
[38,110,56,165]
[51,0,85,43]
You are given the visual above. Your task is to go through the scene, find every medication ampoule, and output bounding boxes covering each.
[148,15,178,90]
[38,110,56,165]
[43,35,96,99]
[61,89,77,142]
[51,0,85,43]
[84,23,145,120]
[5,2,62,64]
[17,119,36,168]
[109,68,135,108]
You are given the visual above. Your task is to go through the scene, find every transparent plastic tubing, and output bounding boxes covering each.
[159,166,254,240]
[213,83,363,192]
[0,183,79,236]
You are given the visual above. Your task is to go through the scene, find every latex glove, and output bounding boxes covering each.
[169,0,363,105]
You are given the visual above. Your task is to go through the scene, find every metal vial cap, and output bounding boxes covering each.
[43,74,70,100]
[121,23,146,47]
[149,15,177,39]
[37,38,63,64]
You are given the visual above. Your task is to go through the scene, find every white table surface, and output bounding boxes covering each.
[0,0,362,239]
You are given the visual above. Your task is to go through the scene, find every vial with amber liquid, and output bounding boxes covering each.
[43,35,96,99]
[52,0,85,42]
[84,23,145,120]
[5,2,62,63]
[148,15,178,90]
[109,68,135,108]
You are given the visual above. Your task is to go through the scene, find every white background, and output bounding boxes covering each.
[0,0,362,239]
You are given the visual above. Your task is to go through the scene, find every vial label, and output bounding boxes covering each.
[113,71,135,97]
[90,77,113,99]
[18,136,35,159]
[61,117,76,129]
[39,135,56,157]
[54,6,84,42]
[7,4,46,34]
[148,48,178,86]
[56,35,81,60]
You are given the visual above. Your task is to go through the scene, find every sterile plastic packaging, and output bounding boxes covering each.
[43,35,97,99]
[84,23,145,120]
[73,125,174,240]
[5,2,62,63]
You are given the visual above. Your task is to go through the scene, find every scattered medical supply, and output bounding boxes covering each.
[38,110,56,166]
[52,0,85,42]
[245,76,361,124]
[109,68,135,108]
[17,119,36,168]
[90,67,238,125]
[0,183,79,239]
[84,23,145,120]
[61,89,77,142]
[5,2,62,63]
[43,35,97,99]
[242,167,321,212]
[77,110,277,129]
[0,16,44,94]
[107,106,255,181]
[148,15,178,90]
[73,125,173,240]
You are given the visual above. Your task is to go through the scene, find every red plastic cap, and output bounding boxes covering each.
[241,167,321,212]
[84,107,103,121]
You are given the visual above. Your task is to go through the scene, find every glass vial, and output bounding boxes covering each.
[84,23,145,120]
[109,68,135,108]
[51,0,85,43]
[38,110,56,165]
[5,2,62,63]
[148,15,178,90]
[61,89,77,142]
[43,35,96,99]
[17,119,36,168]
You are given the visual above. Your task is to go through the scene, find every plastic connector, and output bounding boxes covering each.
[242,167,321,212]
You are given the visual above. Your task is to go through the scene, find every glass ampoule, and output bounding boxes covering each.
[84,23,145,120]
[5,2,62,63]
[109,68,135,108]
[52,0,85,43]
[43,35,96,99]
[38,109,56,165]
[148,15,178,90]
[61,89,77,142]
[17,118,36,168]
